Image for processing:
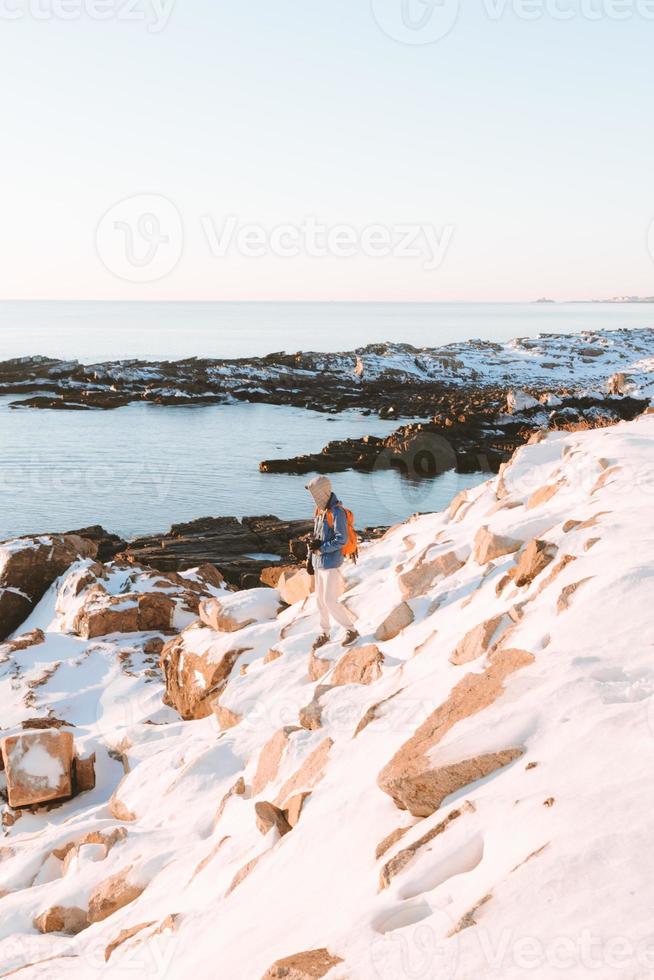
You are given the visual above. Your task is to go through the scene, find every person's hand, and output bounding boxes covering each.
[310,538,322,552]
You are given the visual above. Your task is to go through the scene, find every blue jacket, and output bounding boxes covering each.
[313,493,347,571]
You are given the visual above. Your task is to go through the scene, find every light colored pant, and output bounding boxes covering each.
[315,568,357,633]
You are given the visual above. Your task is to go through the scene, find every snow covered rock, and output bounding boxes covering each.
[374,601,414,641]
[161,624,246,720]
[1,729,74,807]
[261,949,343,979]
[0,533,97,640]
[473,526,522,564]
[449,614,510,665]
[72,589,175,639]
[253,726,301,795]
[255,801,292,838]
[511,538,558,587]
[198,588,281,632]
[506,389,540,413]
[277,567,314,605]
[34,905,88,936]
[88,867,146,924]
[398,550,464,599]
[331,644,384,686]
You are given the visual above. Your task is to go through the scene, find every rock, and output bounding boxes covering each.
[299,686,333,730]
[215,776,246,825]
[88,867,145,924]
[512,539,557,587]
[607,372,628,395]
[105,922,155,962]
[558,577,593,613]
[34,906,88,936]
[284,791,311,828]
[354,690,403,738]
[378,648,534,816]
[379,803,474,890]
[160,626,247,721]
[388,749,524,818]
[308,648,331,682]
[253,726,301,795]
[374,602,414,642]
[0,628,45,656]
[72,753,96,794]
[274,737,333,809]
[73,591,175,639]
[507,389,540,413]
[1,729,74,808]
[198,588,281,632]
[261,949,344,979]
[213,705,242,730]
[277,567,314,605]
[255,801,292,837]
[331,645,384,686]
[449,615,509,666]
[109,781,137,822]
[527,480,564,510]
[473,527,521,564]
[398,550,464,600]
[264,648,283,665]
[0,533,97,640]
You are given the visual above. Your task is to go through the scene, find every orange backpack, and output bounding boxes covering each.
[325,504,359,562]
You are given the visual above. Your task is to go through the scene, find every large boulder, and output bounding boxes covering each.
[160,624,246,720]
[378,648,534,816]
[198,588,281,632]
[261,949,343,979]
[0,534,97,640]
[331,645,384,686]
[73,590,175,639]
[253,726,301,795]
[473,527,521,564]
[1,729,74,807]
[277,567,314,605]
[374,602,414,642]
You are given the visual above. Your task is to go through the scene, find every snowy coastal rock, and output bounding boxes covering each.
[277,567,314,605]
[198,588,282,632]
[0,533,97,640]
[1,729,74,807]
[506,388,540,413]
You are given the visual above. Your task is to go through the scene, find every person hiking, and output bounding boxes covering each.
[305,475,359,651]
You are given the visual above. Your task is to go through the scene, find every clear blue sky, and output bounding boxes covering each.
[1,0,653,300]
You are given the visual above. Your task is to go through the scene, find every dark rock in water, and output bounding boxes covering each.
[63,526,127,563]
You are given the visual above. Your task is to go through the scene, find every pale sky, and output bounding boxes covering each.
[1,0,653,301]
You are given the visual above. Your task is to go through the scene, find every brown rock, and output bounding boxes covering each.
[72,753,96,794]
[198,596,258,632]
[215,776,246,826]
[88,866,145,924]
[73,591,175,639]
[1,729,74,807]
[253,727,300,796]
[473,527,521,564]
[109,780,137,822]
[34,906,88,936]
[379,803,474,890]
[105,922,155,962]
[255,801,292,837]
[398,551,464,600]
[264,648,283,665]
[160,627,246,721]
[213,705,242,730]
[527,480,564,510]
[354,689,403,737]
[374,602,414,642]
[284,791,311,828]
[512,539,557,588]
[226,853,265,896]
[299,686,333,731]
[274,737,333,809]
[261,949,344,979]
[0,628,45,656]
[557,577,593,613]
[378,648,534,815]
[0,533,97,640]
[331,645,384,686]
[278,567,314,605]
[375,825,411,861]
[308,648,331,682]
[449,615,509,666]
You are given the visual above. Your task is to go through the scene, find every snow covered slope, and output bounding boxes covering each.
[2,414,654,978]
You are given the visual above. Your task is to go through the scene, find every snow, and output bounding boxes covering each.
[1,414,654,976]
[7,742,65,789]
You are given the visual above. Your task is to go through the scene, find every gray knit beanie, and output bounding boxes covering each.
[305,475,333,510]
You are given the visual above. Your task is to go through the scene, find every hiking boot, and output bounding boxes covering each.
[312,633,330,651]
[342,629,359,647]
